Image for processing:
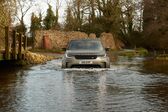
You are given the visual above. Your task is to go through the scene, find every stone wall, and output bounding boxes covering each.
[35,30,124,50]
[35,30,89,49]
[100,32,124,49]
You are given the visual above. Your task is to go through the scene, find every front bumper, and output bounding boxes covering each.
[62,56,110,68]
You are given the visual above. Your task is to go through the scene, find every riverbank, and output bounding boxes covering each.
[24,51,56,65]
[0,51,61,67]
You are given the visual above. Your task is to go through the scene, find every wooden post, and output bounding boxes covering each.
[12,30,17,60]
[22,35,27,60]
[24,35,27,50]
[5,26,10,60]
[18,33,22,60]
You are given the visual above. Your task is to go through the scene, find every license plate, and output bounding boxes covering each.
[79,61,93,64]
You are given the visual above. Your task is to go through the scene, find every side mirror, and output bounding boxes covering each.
[62,48,67,51]
[105,48,110,51]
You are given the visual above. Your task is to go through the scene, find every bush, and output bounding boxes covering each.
[135,48,148,55]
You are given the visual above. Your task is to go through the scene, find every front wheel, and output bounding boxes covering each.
[105,63,110,68]
[61,62,66,68]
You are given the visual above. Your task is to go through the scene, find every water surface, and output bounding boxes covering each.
[0,57,168,112]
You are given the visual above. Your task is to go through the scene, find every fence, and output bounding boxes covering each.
[3,26,27,60]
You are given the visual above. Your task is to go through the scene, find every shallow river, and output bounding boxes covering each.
[0,57,168,112]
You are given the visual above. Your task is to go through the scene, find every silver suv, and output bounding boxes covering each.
[62,39,110,68]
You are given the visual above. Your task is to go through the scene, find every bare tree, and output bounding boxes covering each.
[64,0,86,30]
[15,0,34,33]
[64,0,144,47]
[0,0,17,48]
[0,0,17,27]
[55,0,60,23]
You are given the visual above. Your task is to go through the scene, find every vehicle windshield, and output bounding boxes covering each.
[68,40,104,51]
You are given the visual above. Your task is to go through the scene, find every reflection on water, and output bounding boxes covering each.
[143,59,168,74]
[0,57,168,112]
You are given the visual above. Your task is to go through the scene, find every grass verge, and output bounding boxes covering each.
[118,48,148,57]
[30,48,64,54]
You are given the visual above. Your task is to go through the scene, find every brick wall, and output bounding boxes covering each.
[35,30,124,50]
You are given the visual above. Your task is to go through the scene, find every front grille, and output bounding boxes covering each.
[75,55,97,59]
[71,65,101,68]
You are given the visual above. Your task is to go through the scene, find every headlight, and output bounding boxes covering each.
[65,53,73,58]
[99,53,107,57]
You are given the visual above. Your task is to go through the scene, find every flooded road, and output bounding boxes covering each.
[0,57,168,112]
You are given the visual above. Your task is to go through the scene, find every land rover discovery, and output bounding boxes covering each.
[62,39,110,68]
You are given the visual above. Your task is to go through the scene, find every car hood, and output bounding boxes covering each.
[66,50,106,56]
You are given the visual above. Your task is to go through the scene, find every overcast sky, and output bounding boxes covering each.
[23,0,67,27]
